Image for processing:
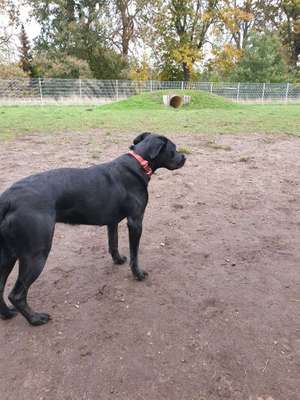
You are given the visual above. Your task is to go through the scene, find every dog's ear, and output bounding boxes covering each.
[130,132,152,150]
[133,132,151,145]
[148,136,167,160]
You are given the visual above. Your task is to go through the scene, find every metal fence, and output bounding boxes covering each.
[0,78,299,105]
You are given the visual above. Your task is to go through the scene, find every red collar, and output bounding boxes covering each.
[128,150,153,178]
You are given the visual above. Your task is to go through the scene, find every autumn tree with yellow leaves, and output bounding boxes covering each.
[147,0,219,81]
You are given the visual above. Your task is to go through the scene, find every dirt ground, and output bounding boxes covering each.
[0,130,300,400]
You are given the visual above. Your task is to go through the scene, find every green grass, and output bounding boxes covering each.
[0,90,300,140]
[101,89,235,110]
[177,146,193,154]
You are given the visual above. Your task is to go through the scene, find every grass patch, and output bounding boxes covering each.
[101,89,236,111]
[205,141,232,151]
[178,146,192,154]
[0,91,300,139]
[239,156,252,163]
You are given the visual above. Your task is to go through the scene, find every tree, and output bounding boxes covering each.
[205,0,255,81]
[128,57,150,80]
[0,0,19,62]
[252,0,300,67]
[0,63,28,78]
[147,0,219,81]
[109,0,147,58]
[280,0,300,66]
[230,33,289,82]
[27,1,108,60]
[27,0,133,78]
[32,54,93,78]
[216,0,255,50]
[208,0,286,80]
[88,48,128,79]
[205,44,243,80]
[19,24,33,74]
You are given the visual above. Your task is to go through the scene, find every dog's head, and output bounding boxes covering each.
[130,132,186,171]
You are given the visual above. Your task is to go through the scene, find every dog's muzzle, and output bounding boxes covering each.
[178,154,186,168]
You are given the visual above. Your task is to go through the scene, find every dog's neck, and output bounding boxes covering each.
[128,151,153,178]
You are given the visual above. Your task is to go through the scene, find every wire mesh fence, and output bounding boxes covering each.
[0,78,299,105]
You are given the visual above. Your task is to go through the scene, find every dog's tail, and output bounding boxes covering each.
[0,199,9,222]
[0,199,18,318]
[0,200,12,267]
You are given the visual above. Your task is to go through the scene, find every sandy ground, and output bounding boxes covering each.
[0,130,300,400]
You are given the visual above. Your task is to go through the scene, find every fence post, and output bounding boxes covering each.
[115,80,119,100]
[79,79,82,99]
[285,82,290,103]
[210,82,213,94]
[150,80,153,92]
[38,77,43,104]
[262,83,266,103]
[237,82,240,102]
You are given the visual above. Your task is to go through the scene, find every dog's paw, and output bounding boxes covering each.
[135,270,149,281]
[0,306,18,320]
[28,312,51,326]
[113,255,127,265]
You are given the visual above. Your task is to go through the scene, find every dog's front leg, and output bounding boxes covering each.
[107,224,127,265]
[127,216,148,281]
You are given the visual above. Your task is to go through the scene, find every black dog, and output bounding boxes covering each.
[0,133,185,326]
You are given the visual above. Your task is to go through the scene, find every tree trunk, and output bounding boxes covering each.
[182,62,191,81]
[116,0,134,58]
[291,31,300,66]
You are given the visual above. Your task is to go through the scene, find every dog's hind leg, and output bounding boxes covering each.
[8,251,51,326]
[0,255,17,319]
[7,212,55,326]
[107,224,127,265]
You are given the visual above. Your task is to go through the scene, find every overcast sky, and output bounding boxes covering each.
[19,4,40,43]
[0,4,40,60]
